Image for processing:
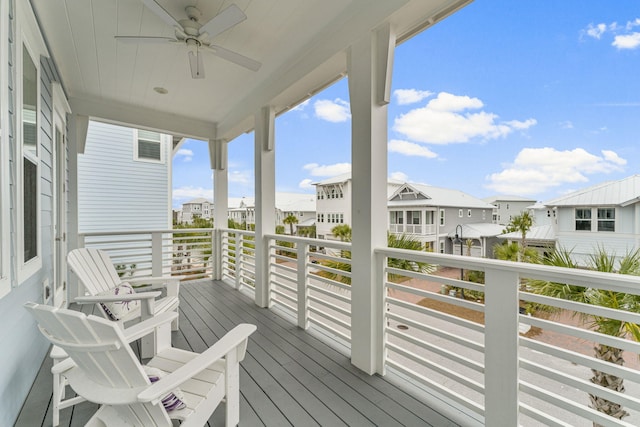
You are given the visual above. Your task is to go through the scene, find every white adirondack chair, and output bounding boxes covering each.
[49,310,179,426]
[67,247,182,333]
[26,302,256,427]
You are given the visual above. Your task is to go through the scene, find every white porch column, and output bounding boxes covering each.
[254,106,276,307]
[348,24,395,374]
[67,113,88,299]
[210,139,228,281]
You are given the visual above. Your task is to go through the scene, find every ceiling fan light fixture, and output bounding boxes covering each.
[153,87,168,94]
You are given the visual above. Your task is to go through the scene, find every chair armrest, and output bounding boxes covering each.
[123,312,179,342]
[74,291,162,304]
[127,276,184,298]
[138,324,256,403]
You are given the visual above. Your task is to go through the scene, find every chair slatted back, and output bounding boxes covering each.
[25,303,170,426]
[68,248,122,294]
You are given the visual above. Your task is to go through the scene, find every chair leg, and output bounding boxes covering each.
[51,346,86,426]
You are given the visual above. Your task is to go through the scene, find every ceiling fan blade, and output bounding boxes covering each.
[188,50,205,79]
[140,0,180,27]
[206,45,261,71]
[199,4,247,39]
[115,36,177,44]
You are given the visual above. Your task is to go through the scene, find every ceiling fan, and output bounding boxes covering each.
[116,0,261,79]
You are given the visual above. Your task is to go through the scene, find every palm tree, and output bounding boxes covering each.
[505,211,534,262]
[320,226,435,284]
[331,224,352,242]
[283,214,299,235]
[528,246,640,423]
[493,241,540,264]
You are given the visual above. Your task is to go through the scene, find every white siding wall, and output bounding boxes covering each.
[556,205,638,266]
[78,121,171,232]
[0,3,58,423]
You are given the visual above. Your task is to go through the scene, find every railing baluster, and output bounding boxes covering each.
[297,241,309,330]
[484,267,520,426]
[151,231,162,277]
[235,233,243,290]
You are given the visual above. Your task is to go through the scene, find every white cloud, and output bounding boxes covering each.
[559,121,574,129]
[393,89,433,105]
[586,23,607,39]
[393,92,536,144]
[175,148,193,162]
[303,162,351,177]
[314,98,351,122]
[388,139,437,158]
[389,171,409,182]
[172,186,213,200]
[583,19,640,49]
[613,32,640,49]
[485,147,626,195]
[298,178,314,190]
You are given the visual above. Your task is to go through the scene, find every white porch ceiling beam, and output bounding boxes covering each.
[69,96,217,141]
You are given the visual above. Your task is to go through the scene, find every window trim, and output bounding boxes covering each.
[17,34,43,283]
[133,129,165,163]
[597,207,615,232]
[0,0,10,296]
[574,207,592,232]
[440,209,445,226]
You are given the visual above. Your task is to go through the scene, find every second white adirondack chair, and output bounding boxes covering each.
[67,247,182,333]
[26,302,256,427]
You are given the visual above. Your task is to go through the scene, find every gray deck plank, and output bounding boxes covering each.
[16,280,458,427]
[197,282,454,427]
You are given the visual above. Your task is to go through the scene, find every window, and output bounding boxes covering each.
[390,211,403,224]
[425,211,434,225]
[575,208,592,231]
[440,209,445,226]
[407,211,421,224]
[17,41,42,281]
[597,208,615,232]
[439,240,445,254]
[467,209,472,217]
[458,209,463,218]
[506,203,510,210]
[135,129,163,162]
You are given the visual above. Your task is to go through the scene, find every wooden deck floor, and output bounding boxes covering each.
[16,280,461,426]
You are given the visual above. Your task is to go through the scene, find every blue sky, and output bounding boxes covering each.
[172,0,640,209]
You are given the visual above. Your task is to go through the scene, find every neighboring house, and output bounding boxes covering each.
[543,175,640,265]
[483,195,537,225]
[228,193,316,233]
[497,224,557,259]
[315,176,500,256]
[78,121,173,233]
[388,183,499,255]
[314,173,403,241]
[180,198,214,224]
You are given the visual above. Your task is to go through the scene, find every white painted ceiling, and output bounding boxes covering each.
[30,0,471,141]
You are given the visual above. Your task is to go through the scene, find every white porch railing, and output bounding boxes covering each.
[79,227,640,426]
[79,228,214,280]
[389,223,437,235]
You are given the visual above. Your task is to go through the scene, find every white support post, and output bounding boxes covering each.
[297,242,309,330]
[211,139,228,281]
[484,267,520,426]
[151,232,163,277]
[348,24,395,375]
[254,106,276,308]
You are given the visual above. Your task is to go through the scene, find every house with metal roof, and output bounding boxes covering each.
[543,174,640,265]
[389,182,499,254]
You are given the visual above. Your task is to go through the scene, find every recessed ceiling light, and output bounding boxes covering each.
[153,87,168,94]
